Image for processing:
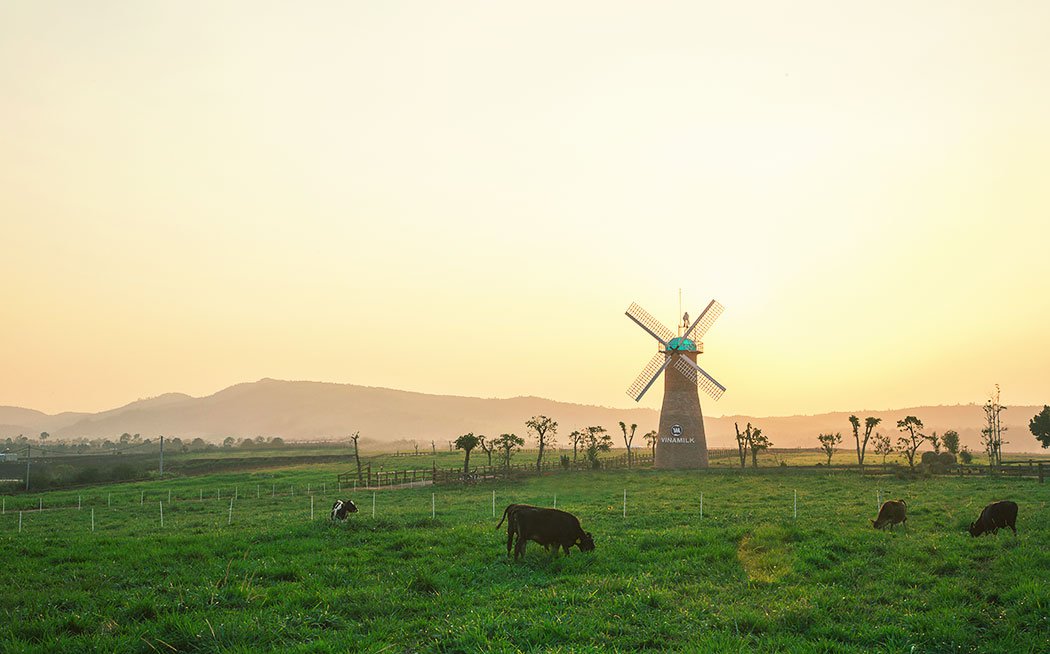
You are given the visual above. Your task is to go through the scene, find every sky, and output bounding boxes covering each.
[2,2,1049,417]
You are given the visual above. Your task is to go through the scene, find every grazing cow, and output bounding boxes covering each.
[330,499,358,521]
[512,507,595,559]
[969,500,1018,537]
[872,499,907,530]
[495,504,543,555]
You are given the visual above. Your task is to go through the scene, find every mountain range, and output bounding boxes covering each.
[1,378,1044,453]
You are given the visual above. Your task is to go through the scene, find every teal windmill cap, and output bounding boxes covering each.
[666,336,698,351]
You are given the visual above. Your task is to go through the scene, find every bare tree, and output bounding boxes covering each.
[872,432,893,464]
[981,385,1008,466]
[860,417,881,467]
[817,432,842,465]
[350,431,363,483]
[526,415,558,472]
[848,415,861,465]
[619,421,638,467]
[477,435,494,466]
[895,416,926,469]
[734,422,749,468]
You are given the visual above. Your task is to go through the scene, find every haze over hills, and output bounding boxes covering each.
[0,379,1044,453]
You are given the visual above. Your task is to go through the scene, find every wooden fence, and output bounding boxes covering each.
[338,452,656,489]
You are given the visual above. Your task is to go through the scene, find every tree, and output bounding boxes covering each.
[872,432,893,464]
[746,426,770,468]
[1030,406,1050,449]
[848,415,861,465]
[928,432,941,454]
[959,447,974,464]
[619,421,638,467]
[478,435,494,466]
[493,433,524,469]
[39,432,49,442]
[454,432,479,477]
[569,430,586,462]
[817,432,842,465]
[981,385,1008,466]
[860,417,881,467]
[350,432,363,483]
[643,430,658,458]
[895,416,926,469]
[942,430,960,456]
[222,436,235,449]
[734,422,749,469]
[526,416,558,472]
[271,437,284,447]
[583,426,612,468]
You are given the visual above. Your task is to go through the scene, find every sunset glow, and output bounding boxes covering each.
[3,2,1048,416]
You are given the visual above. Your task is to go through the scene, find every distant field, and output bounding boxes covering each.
[1,464,1047,652]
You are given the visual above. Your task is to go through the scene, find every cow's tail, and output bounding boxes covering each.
[496,505,512,529]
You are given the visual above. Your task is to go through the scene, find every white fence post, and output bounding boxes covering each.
[140,491,143,505]
[623,489,627,518]
[793,490,797,520]
[372,492,376,518]
[91,508,95,532]
[160,501,164,528]
[553,494,557,509]
[19,511,22,533]
[700,492,703,520]
[491,490,495,518]
[228,498,234,525]
[78,495,82,510]
[431,493,435,519]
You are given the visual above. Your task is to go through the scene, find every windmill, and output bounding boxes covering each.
[625,299,726,468]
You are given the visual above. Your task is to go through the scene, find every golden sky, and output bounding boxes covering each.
[2,2,1048,416]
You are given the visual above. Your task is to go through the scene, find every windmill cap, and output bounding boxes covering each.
[666,337,700,352]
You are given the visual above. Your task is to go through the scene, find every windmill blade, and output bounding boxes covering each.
[672,356,726,401]
[625,303,674,346]
[626,352,672,402]
[681,299,724,343]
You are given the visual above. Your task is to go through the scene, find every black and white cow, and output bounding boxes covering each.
[330,499,359,520]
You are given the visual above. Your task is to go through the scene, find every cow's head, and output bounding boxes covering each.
[968,521,981,537]
[577,531,595,552]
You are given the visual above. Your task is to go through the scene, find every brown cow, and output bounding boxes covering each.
[495,503,542,556]
[872,499,907,530]
[512,507,595,559]
[969,500,1018,537]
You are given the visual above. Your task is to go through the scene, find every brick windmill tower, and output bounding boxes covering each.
[625,299,725,469]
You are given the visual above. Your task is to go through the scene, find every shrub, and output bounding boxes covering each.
[959,448,974,464]
[560,455,570,469]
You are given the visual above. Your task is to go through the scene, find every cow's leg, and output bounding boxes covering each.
[506,525,514,556]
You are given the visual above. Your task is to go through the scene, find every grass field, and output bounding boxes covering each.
[2,466,1048,653]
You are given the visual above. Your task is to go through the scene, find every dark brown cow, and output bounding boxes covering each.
[495,503,542,555]
[969,500,1018,537]
[512,507,595,559]
[872,499,907,530]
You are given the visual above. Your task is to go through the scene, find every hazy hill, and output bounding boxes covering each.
[0,379,1045,453]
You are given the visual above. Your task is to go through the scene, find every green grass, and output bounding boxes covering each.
[1,468,1048,652]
